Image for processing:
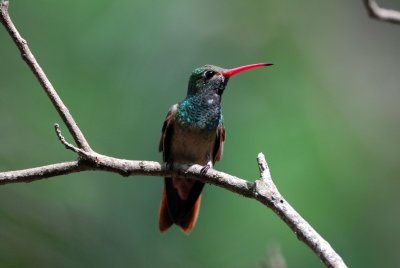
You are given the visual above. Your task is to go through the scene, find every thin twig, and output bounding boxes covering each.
[363,0,400,24]
[0,0,92,151]
[0,1,348,267]
[54,123,90,157]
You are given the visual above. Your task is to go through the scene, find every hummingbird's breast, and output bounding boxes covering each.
[170,122,217,166]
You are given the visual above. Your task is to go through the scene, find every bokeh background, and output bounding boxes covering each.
[1,0,400,267]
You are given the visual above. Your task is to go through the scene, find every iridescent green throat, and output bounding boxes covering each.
[176,94,223,131]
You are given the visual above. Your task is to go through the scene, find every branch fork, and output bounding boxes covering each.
[0,1,347,267]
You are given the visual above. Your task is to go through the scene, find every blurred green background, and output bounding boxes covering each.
[1,0,400,267]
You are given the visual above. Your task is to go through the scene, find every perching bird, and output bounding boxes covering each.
[159,63,271,234]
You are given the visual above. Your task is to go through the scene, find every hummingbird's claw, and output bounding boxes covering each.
[200,164,211,175]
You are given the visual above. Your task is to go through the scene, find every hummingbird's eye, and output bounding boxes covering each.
[204,70,215,79]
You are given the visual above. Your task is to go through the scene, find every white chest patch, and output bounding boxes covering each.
[207,99,214,105]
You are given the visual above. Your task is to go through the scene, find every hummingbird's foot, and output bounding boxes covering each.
[200,162,212,175]
[165,161,173,171]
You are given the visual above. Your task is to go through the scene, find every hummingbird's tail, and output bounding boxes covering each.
[159,177,204,234]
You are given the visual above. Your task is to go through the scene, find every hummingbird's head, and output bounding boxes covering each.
[187,63,272,97]
[187,65,226,97]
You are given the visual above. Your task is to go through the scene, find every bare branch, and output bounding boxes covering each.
[255,154,347,268]
[0,135,349,268]
[0,161,82,184]
[0,1,348,267]
[0,148,347,267]
[363,0,400,24]
[0,0,92,151]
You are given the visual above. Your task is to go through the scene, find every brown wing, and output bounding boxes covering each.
[213,122,226,163]
[159,104,177,233]
[159,104,178,162]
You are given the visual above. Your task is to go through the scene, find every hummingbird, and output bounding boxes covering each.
[159,63,272,234]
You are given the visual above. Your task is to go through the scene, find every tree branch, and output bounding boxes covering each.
[255,153,346,268]
[0,1,348,267]
[0,145,347,268]
[363,0,400,24]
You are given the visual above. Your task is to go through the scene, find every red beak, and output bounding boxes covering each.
[222,63,273,78]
